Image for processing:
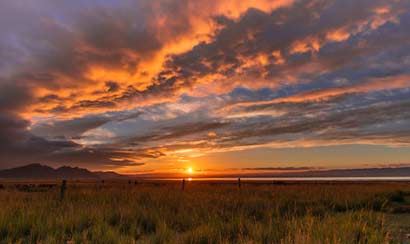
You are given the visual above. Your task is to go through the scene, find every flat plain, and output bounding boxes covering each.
[0,180,409,244]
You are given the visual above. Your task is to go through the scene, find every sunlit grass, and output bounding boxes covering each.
[0,182,408,243]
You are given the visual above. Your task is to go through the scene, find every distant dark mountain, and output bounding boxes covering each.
[55,166,97,179]
[94,171,124,179]
[219,167,410,178]
[290,167,410,178]
[0,164,56,179]
[0,164,125,179]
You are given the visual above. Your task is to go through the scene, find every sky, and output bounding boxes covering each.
[1,0,410,175]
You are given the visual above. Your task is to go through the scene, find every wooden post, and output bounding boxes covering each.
[238,177,241,189]
[60,179,67,200]
[181,179,185,191]
[99,180,104,190]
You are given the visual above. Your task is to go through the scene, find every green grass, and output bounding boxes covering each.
[0,181,409,243]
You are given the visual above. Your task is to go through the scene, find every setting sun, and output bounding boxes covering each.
[187,167,194,174]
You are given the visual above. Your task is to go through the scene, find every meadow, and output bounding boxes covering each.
[0,180,409,244]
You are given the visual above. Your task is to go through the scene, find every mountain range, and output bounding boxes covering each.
[0,164,124,179]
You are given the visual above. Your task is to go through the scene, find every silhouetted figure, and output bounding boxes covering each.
[128,180,132,185]
[134,180,138,185]
[238,178,241,189]
[60,180,67,200]
[181,179,185,191]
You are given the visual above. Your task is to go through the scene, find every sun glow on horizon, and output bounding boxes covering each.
[186,167,194,174]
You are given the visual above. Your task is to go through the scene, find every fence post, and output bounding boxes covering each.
[181,179,185,191]
[60,179,67,201]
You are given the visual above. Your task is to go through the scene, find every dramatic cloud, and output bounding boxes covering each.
[0,112,148,170]
[1,0,410,171]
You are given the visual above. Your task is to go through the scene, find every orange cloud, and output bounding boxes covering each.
[18,0,294,120]
[326,28,350,42]
[290,36,321,54]
[21,0,404,121]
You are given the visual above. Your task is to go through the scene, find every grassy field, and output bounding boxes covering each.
[0,181,409,244]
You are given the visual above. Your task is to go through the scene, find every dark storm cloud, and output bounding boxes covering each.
[0,82,34,113]
[0,110,145,169]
